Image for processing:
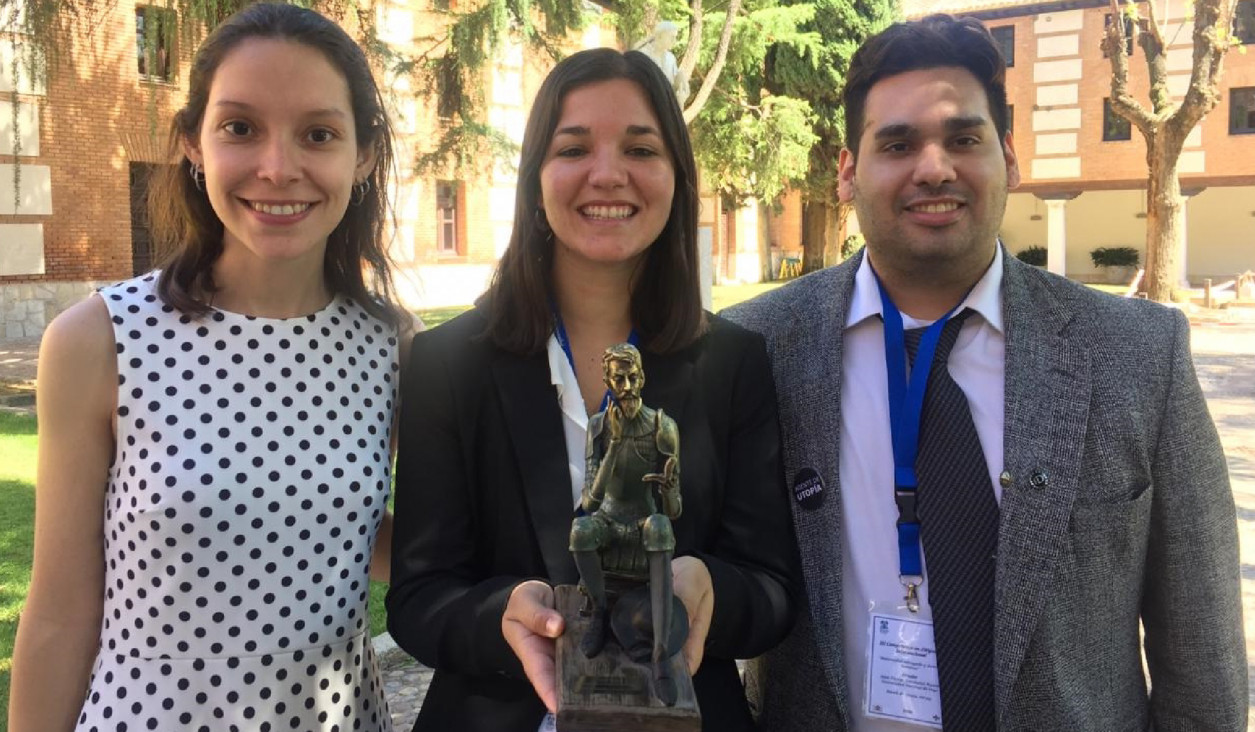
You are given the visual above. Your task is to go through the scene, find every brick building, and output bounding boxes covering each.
[903,0,1255,282]
[1,3,192,339]
[0,0,632,339]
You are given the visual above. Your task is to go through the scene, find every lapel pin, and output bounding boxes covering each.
[1029,470,1049,488]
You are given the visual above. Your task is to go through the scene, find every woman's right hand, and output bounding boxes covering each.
[501,580,566,713]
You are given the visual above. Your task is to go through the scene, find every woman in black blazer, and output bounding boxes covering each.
[387,48,800,732]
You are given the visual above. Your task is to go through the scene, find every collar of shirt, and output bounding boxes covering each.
[845,245,1006,333]
[547,332,590,431]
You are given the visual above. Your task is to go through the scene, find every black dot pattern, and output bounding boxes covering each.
[77,274,398,731]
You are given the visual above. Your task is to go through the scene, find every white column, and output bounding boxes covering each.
[1045,198,1068,275]
[735,200,762,284]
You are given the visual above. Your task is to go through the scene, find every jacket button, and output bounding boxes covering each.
[1029,470,1049,488]
[999,471,1013,488]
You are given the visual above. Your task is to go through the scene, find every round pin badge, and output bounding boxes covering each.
[792,467,825,510]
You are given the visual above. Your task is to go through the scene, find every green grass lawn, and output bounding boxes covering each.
[415,306,469,329]
[0,411,38,728]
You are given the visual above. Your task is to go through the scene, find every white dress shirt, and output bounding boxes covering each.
[539,334,592,731]
[839,248,1006,731]
[547,332,591,510]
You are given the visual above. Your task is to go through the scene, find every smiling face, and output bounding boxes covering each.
[185,37,376,271]
[539,78,676,276]
[838,66,1020,290]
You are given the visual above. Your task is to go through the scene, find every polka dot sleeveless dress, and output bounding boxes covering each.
[76,274,398,732]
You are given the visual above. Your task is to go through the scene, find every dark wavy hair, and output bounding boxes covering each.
[841,14,1011,158]
[482,47,705,355]
[149,2,402,325]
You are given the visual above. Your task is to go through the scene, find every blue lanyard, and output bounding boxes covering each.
[874,272,965,611]
[552,310,640,413]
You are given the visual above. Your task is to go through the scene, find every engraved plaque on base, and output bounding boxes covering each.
[554,585,700,732]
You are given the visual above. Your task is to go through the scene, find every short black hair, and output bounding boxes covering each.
[841,14,1010,157]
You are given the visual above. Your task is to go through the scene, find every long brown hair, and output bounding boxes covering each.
[149,2,403,325]
[482,48,705,355]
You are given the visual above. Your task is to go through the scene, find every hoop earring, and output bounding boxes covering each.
[351,179,371,206]
[188,161,205,192]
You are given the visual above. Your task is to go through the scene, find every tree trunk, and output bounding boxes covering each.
[759,200,773,283]
[1142,138,1186,302]
[801,201,826,274]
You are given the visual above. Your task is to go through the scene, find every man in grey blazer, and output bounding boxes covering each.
[723,14,1246,732]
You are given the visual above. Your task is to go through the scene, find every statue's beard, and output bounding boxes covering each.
[615,396,642,417]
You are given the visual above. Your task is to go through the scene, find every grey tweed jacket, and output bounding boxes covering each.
[722,250,1247,732]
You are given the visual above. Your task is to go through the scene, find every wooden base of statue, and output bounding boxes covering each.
[554,584,700,732]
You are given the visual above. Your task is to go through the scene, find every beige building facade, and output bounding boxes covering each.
[907,0,1255,282]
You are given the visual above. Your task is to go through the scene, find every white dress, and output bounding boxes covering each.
[75,274,397,732]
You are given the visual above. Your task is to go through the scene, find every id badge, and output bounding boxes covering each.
[864,610,943,728]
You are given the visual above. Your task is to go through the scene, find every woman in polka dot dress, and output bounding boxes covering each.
[387,49,800,732]
[9,5,412,731]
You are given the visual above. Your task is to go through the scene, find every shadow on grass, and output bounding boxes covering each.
[0,411,36,436]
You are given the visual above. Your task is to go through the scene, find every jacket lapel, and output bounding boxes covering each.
[994,255,1091,723]
[492,350,581,585]
[774,256,860,724]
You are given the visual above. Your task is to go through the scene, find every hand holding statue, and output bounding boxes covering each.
[502,580,564,713]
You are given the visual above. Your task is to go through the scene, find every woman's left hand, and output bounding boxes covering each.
[671,556,714,675]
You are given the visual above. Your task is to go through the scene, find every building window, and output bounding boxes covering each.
[1236,0,1255,44]
[1103,14,1136,57]
[1231,87,1255,135]
[136,6,176,82]
[990,25,1014,67]
[436,181,460,254]
[1103,98,1132,141]
[435,56,460,124]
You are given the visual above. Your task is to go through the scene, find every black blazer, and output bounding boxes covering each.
[387,307,800,732]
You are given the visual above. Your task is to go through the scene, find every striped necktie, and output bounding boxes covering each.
[905,309,999,731]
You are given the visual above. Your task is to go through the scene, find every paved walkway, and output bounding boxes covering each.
[3,307,1254,729]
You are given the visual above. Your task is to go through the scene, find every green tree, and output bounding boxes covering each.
[764,0,894,273]
[9,0,789,182]
[690,0,818,207]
